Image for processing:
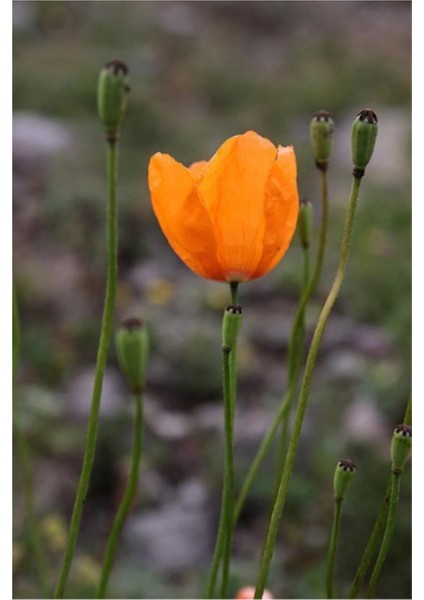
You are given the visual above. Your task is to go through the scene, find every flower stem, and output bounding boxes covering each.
[254,175,362,599]
[326,498,343,599]
[366,471,402,598]
[13,289,50,597]
[220,345,235,599]
[96,390,143,598]
[349,395,412,598]
[205,286,240,599]
[277,168,329,462]
[230,281,239,305]
[54,139,119,598]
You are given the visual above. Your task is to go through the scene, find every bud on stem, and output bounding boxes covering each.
[97,59,129,141]
[351,109,378,178]
[391,424,412,474]
[310,110,334,171]
[297,198,314,249]
[333,459,356,501]
[222,305,243,353]
[115,318,149,392]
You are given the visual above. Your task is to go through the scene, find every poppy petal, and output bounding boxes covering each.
[148,153,224,280]
[251,146,299,279]
[199,131,277,281]
[189,160,208,184]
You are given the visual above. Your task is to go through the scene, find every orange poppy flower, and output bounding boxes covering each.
[148,131,299,283]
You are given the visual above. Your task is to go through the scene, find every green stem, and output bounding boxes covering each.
[220,346,235,599]
[276,242,310,481]
[349,395,412,598]
[205,285,240,599]
[326,498,343,599]
[230,281,239,305]
[254,176,362,599]
[96,391,144,598]
[350,484,390,598]
[13,289,50,597]
[403,394,412,426]
[277,168,329,454]
[366,472,402,598]
[54,139,119,598]
[204,486,227,598]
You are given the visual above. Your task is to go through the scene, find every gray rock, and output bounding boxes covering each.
[13,112,74,161]
[65,368,126,419]
[343,397,388,444]
[124,479,210,572]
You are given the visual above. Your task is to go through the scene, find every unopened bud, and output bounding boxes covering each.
[297,198,314,249]
[222,305,243,352]
[333,459,356,501]
[310,110,334,171]
[351,108,378,178]
[115,318,149,392]
[97,59,129,140]
[391,424,412,473]
[235,587,274,599]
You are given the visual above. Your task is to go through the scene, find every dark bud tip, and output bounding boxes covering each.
[338,459,357,472]
[394,423,412,437]
[225,305,243,315]
[334,457,357,499]
[391,423,412,472]
[222,305,243,350]
[312,110,333,122]
[351,108,378,172]
[357,108,378,124]
[310,109,334,168]
[105,59,129,76]
[121,317,144,331]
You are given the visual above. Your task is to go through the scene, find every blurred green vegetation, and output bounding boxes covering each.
[13,2,411,598]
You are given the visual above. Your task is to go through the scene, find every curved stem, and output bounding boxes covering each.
[349,395,412,598]
[13,290,50,597]
[277,169,329,460]
[96,391,144,598]
[54,139,119,598]
[235,388,290,523]
[326,498,343,599]
[276,242,310,481]
[366,472,402,598]
[254,176,362,599]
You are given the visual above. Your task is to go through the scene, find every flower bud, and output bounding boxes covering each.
[310,110,334,170]
[235,587,273,599]
[97,59,129,140]
[391,424,412,473]
[297,198,314,249]
[333,459,356,501]
[115,318,149,392]
[351,108,378,177]
[222,305,243,352]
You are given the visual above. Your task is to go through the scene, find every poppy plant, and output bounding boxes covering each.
[148,131,299,283]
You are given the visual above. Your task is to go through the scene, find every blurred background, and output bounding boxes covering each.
[13,2,411,598]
